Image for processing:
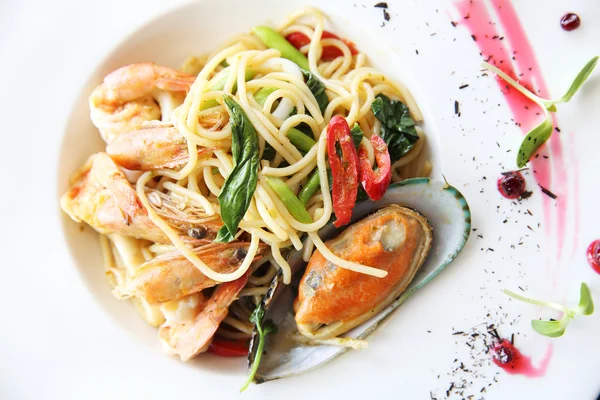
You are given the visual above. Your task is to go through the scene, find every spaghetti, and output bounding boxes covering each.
[62,7,430,355]
[137,7,429,285]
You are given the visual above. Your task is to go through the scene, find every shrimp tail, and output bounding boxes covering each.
[159,270,251,361]
[115,242,266,303]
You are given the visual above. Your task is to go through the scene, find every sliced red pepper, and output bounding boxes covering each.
[358,135,392,201]
[285,31,359,61]
[327,116,359,227]
[285,32,311,49]
[207,338,248,357]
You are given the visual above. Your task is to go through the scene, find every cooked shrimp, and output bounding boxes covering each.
[115,242,266,303]
[60,152,219,243]
[159,271,250,361]
[159,292,207,332]
[106,122,213,171]
[89,62,196,143]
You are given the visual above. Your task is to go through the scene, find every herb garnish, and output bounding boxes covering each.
[371,94,419,163]
[482,56,598,167]
[301,69,329,113]
[215,94,260,242]
[350,122,364,148]
[503,282,594,337]
[240,303,276,392]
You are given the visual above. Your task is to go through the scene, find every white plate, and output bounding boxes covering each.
[1,0,599,399]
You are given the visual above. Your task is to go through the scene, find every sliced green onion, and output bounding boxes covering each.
[200,68,255,110]
[252,26,310,70]
[287,128,316,153]
[254,87,277,106]
[298,169,320,205]
[265,177,312,223]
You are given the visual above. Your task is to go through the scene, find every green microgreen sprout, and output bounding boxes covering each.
[503,282,594,338]
[482,56,598,167]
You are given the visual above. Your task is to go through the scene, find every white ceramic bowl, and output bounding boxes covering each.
[56,0,441,364]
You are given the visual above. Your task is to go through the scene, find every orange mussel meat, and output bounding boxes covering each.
[294,205,432,338]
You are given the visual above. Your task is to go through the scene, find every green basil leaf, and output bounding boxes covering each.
[559,56,599,103]
[371,94,419,163]
[301,69,329,113]
[577,282,594,316]
[350,123,364,149]
[215,225,235,242]
[216,94,260,242]
[531,319,567,338]
[261,142,276,161]
[516,115,553,168]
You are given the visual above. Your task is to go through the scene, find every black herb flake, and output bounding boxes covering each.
[459,84,469,89]
[454,100,460,115]
[383,9,391,21]
[471,34,477,41]
[501,167,528,176]
[374,2,388,8]
[539,185,558,199]
[451,21,457,27]
[519,190,533,200]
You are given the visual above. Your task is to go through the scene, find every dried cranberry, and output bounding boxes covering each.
[560,13,581,31]
[587,240,600,274]
[497,171,526,199]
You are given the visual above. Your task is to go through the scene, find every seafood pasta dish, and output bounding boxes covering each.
[60,7,468,388]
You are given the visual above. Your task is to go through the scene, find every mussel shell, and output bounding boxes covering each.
[248,178,471,383]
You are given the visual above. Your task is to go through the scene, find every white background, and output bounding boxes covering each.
[1,0,599,399]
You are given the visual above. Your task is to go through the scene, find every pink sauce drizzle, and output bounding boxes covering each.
[452,0,569,376]
[453,0,570,265]
[491,339,553,377]
[570,131,580,260]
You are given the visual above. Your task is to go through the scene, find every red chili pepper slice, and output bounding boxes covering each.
[285,32,311,49]
[327,116,359,227]
[285,31,359,61]
[207,338,248,357]
[358,135,392,201]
